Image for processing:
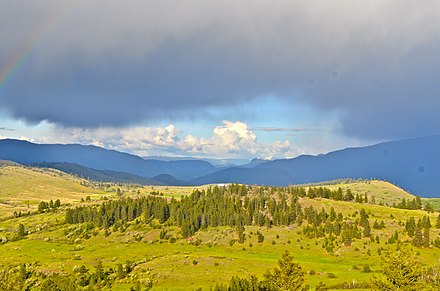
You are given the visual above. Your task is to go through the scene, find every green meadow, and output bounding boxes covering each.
[1,165,440,290]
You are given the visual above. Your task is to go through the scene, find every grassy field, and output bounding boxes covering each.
[307,180,416,206]
[0,166,107,218]
[1,166,440,290]
[2,207,439,290]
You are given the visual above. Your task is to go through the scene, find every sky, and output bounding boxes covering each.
[1,0,439,160]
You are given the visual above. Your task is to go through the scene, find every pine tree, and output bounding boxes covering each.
[17,223,26,238]
[341,228,352,246]
[413,226,423,247]
[371,247,426,290]
[363,222,372,237]
[345,189,354,201]
[94,260,104,282]
[423,228,430,248]
[416,196,422,209]
[373,220,380,229]
[264,251,305,290]
[237,225,246,244]
[405,217,416,237]
[38,201,47,213]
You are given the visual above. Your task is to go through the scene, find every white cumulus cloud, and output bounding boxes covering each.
[33,121,297,159]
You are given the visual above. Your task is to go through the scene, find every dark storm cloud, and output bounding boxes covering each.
[1,0,440,139]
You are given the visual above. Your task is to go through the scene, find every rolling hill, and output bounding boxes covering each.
[0,165,102,218]
[0,177,438,290]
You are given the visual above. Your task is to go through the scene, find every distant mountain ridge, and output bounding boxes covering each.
[1,136,440,197]
[34,162,165,185]
[192,135,440,197]
[0,139,216,180]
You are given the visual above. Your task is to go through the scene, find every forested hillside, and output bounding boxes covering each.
[1,176,440,290]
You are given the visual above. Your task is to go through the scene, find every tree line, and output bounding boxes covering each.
[65,185,381,247]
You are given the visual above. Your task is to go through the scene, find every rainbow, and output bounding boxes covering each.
[0,3,77,89]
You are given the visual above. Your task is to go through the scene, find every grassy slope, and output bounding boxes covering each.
[2,203,439,290]
[1,170,440,290]
[424,198,440,211]
[0,166,103,218]
[310,179,440,211]
[308,180,416,205]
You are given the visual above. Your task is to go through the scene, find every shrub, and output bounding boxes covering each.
[362,264,371,273]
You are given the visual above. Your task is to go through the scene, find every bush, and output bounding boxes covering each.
[257,232,265,243]
[327,273,337,278]
[362,264,371,273]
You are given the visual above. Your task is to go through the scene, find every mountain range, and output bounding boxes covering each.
[0,139,216,181]
[0,136,439,197]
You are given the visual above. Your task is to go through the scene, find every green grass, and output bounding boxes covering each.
[1,167,440,290]
[2,211,439,290]
[0,166,107,218]
[308,180,416,205]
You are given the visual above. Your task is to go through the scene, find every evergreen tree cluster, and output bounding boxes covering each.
[65,185,380,247]
[405,216,431,247]
[302,207,373,248]
[304,187,367,203]
[0,260,151,291]
[66,196,169,229]
[64,184,432,249]
[38,199,61,213]
[393,196,423,210]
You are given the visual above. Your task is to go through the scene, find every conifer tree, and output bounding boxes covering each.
[413,225,423,247]
[371,247,426,290]
[423,228,430,248]
[17,224,26,238]
[264,251,305,290]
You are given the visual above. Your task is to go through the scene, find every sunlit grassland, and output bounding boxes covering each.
[1,166,440,290]
[302,197,434,221]
[0,166,106,218]
[2,202,440,290]
[0,165,206,218]
[307,180,416,205]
